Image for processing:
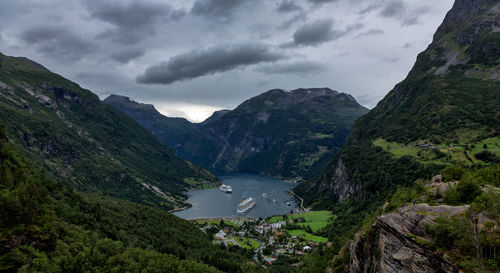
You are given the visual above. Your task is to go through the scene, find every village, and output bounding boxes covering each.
[193,210,333,266]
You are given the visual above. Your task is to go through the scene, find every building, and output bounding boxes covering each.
[271,221,286,230]
[215,230,226,240]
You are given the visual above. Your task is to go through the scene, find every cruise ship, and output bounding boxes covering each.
[219,184,232,193]
[237,197,256,213]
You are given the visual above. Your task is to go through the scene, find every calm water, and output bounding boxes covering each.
[174,173,297,219]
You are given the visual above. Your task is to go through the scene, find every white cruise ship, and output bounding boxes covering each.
[237,197,256,213]
[219,184,232,193]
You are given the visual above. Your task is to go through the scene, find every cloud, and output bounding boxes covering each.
[293,19,339,46]
[256,61,325,76]
[84,1,185,44]
[379,0,406,18]
[20,26,96,61]
[110,48,145,64]
[291,19,363,47]
[278,12,307,30]
[402,6,432,26]
[375,1,432,26]
[358,28,385,37]
[137,43,284,85]
[277,0,302,13]
[307,0,338,5]
[191,0,246,19]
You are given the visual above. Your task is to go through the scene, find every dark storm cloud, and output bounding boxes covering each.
[191,0,246,19]
[137,43,284,85]
[110,48,145,64]
[256,61,325,75]
[20,26,96,61]
[84,1,185,44]
[277,0,302,13]
[291,20,362,47]
[293,19,339,46]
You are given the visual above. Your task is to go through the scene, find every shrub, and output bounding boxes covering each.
[443,178,481,205]
[474,150,499,163]
[442,165,465,181]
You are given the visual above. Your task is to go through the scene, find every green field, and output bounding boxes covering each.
[373,137,500,165]
[268,211,333,233]
[287,230,328,243]
[233,237,261,250]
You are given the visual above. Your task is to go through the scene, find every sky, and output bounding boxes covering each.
[0,0,455,122]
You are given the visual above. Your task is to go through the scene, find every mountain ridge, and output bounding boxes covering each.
[105,87,369,179]
[0,52,218,210]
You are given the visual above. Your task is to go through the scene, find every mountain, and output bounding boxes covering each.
[103,94,198,148]
[0,122,257,272]
[297,0,499,208]
[0,52,218,210]
[105,88,369,180]
[293,0,499,270]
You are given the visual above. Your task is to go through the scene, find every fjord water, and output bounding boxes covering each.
[174,173,297,219]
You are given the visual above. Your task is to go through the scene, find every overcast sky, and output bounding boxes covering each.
[0,0,454,122]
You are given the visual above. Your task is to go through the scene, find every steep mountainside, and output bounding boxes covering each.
[0,124,258,272]
[105,88,368,180]
[0,53,217,210]
[104,94,198,148]
[297,0,499,208]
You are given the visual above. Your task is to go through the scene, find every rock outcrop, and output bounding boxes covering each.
[350,204,466,273]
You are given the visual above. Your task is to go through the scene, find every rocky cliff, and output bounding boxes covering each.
[349,204,464,273]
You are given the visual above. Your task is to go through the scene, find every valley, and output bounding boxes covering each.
[0,0,499,272]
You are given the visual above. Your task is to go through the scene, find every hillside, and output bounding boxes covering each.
[105,88,368,180]
[297,0,499,210]
[293,0,500,266]
[0,123,260,272]
[0,52,218,210]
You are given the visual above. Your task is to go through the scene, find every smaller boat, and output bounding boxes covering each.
[219,184,232,193]
[262,192,267,198]
[286,201,291,206]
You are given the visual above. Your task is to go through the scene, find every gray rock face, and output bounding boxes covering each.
[327,159,359,201]
[349,204,467,273]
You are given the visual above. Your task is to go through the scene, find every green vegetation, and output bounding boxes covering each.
[373,137,500,165]
[295,2,500,271]
[289,211,333,233]
[0,53,218,210]
[233,237,261,250]
[0,123,261,272]
[427,187,500,271]
[286,230,328,243]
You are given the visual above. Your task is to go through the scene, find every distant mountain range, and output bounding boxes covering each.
[105,88,369,180]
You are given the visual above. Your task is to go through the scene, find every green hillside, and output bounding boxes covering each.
[296,0,499,247]
[0,53,218,210]
[0,124,261,272]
